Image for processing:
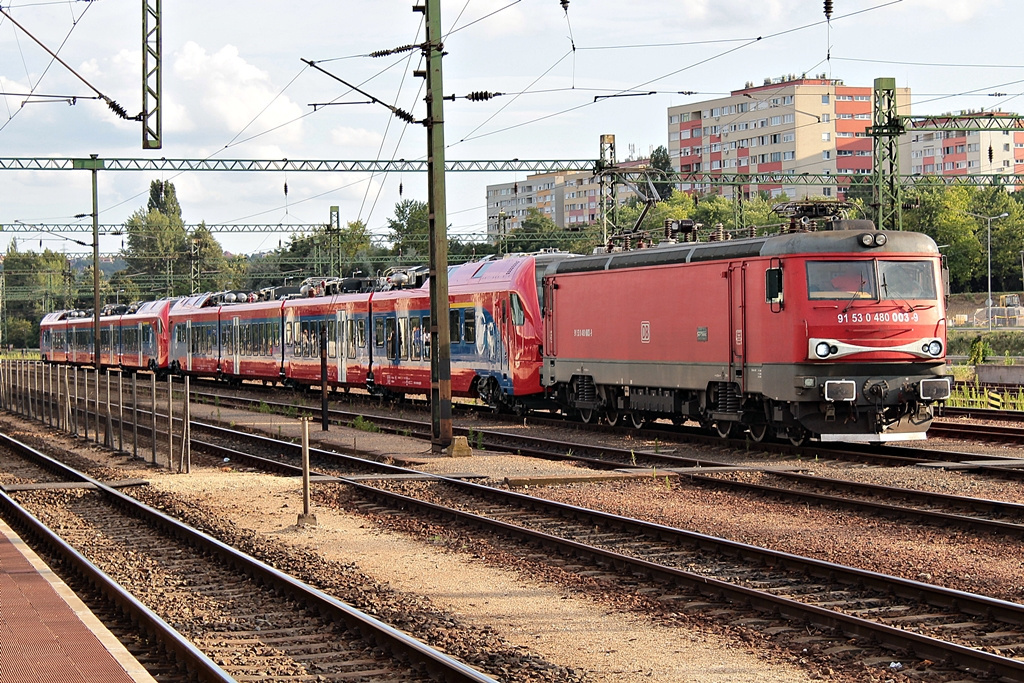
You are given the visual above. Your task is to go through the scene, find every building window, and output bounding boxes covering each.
[823,187,832,196]
[822,151,831,160]
[821,94,830,104]
[822,132,831,142]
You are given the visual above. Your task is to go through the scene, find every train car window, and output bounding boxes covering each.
[410,317,421,360]
[806,261,876,300]
[385,318,397,360]
[346,320,356,358]
[285,322,293,345]
[510,293,525,326]
[464,312,476,344]
[357,319,366,349]
[223,327,232,355]
[765,268,783,304]
[327,320,337,358]
[422,316,431,355]
[450,310,461,343]
[877,260,937,300]
[399,317,409,360]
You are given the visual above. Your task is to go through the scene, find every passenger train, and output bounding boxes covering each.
[40,203,951,444]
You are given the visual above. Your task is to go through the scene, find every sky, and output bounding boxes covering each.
[0,0,1021,258]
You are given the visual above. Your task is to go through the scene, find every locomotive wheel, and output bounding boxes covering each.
[627,412,644,429]
[578,408,595,424]
[787,428,808,447]
[605,408,619,427]
[747,422,770,443]
[714,421,735,439]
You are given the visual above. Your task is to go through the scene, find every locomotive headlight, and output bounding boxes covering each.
[859,233,874,247]
[873,233,887,247]
[815,341,833,358]
[924,340,943,357]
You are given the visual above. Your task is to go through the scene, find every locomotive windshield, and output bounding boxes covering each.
[806,261,875,300]
[877,260,937,300]
[806,260,937,301]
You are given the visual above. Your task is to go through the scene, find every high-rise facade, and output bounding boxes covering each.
[666,76,911,200]
[908,113,1024,183]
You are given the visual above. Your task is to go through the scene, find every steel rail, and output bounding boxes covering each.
[0,430,498,683]
[176,420,1024,678]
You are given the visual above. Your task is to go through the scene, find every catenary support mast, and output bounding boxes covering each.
[420,0,452,451]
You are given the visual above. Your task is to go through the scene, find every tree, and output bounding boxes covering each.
[122,180,190,296]
[650,145,674,201]
[387,199,429,257]
[120,180,230,297]
[1,244,72,346]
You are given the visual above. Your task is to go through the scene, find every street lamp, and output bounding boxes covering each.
[966,211,1009,330]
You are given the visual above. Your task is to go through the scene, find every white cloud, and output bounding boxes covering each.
[172,41,305,144]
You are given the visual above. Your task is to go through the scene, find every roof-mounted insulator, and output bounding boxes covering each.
[823,0,833,19]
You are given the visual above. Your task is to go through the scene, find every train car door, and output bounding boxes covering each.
[136,322,143,367]
[336,309,347,383]
[544,280,557,357]
[232,317,240,375]
[185,320,193,372]
[727,262,747,392]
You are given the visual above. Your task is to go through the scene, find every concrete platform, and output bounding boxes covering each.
[0,518,156,683]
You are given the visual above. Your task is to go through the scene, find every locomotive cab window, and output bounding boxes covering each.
[806,261,876,300]
[765,268,783,304]
[878,260,937,300]
[510,292,525,326]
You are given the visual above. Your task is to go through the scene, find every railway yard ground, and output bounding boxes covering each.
[4,393,1024,682]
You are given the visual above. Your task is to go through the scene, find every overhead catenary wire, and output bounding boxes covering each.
[0,5,135,122]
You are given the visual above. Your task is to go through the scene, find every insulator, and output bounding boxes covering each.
[104,97,130,120]
[466,91,499,101]
[399,181,404,197]
[823,0,833,19]
[560,0,569,10]
[988,145,994,163]
[283,181,289,196]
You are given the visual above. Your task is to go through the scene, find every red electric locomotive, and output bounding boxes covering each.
[541,205,951,443]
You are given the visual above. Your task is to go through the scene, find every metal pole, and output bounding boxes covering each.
[132,372,139,459]
[167,374,174,471]
[118,370,124,452]
[91,155,101,373]
[83,368,89,440]
[988,216,993,331]
[297,417,316,527]
[105,369,113,448]
[320,324,328,431]
[182,375,191,473]
[151,372,157,464]
[423,0,452,452]
[72,366,79,436]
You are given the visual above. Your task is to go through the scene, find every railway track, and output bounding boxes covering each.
[0,432,497,683]
[9,374,1024,678]
[175,423,1024,680]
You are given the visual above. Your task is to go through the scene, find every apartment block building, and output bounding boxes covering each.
[908,112,1024,182]
[666,75,911,200]
[485,161,644,239]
